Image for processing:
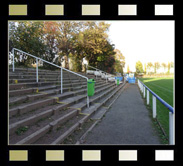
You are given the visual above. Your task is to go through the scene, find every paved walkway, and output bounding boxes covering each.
[83,83,161,144]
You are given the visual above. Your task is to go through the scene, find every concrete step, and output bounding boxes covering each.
[48,104,103,145]
[9,88,60,106]
[50,115,88,145]
[11,108,80,145]
[9,109,54,136]
[34,113,86,145]
[8,67,121,145]
[61,83,126,144]
[89,85,116,104]
[10,71,61,77]
[9,81,58,90]
[91,107,108,120]
[9,67,61,73]
[48,82,110,102]
[9,78,59,84]
[9,87,91,119]
[9,73,71,78]
[10,84,110,141]
[9,80,87,90]
[9,84,123,145]
[9,98,57,117]
[68,83,115,111]
[9,85,57,97]
[95,83,125,107]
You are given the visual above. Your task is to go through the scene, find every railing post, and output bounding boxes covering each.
[147,90,149,105]
[169,112,175,145]
[61,68,63,94]
[12,48,15,72]
[87,80,89,108]
[153,95,157,118]
[139,80,141,91]
[139,81,141,90]
[143,86,146,98]
[36,58,38,83]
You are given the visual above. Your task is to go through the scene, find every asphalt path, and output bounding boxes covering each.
[83,83,161,145]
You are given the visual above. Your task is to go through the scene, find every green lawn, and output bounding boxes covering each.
[139,77,174,140]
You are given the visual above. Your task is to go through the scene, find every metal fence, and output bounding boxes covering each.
[10,48,90,107]
[86,64,116,82]
[138,79,175,145]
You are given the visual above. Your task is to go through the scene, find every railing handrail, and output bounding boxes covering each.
[12,48,88,80]
[11,48,90,108]
[86,64,116,77]
[138,79,174,113]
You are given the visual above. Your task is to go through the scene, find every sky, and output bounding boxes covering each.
[107,21,174,72]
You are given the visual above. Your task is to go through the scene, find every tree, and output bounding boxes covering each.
[57,21,83,69]
[72,21,116,73]
[9,21,123,74]
[135,61,143,74]
[161,63,167,73]
[170,62,174,68]
[154,62,160,73]
[81,22,111,66]
[147,62,154,74]
[9,21,46,67]
[42,22,60,69]
[114,60,123,74]
[144,63,147,74]
[114,49,125,75]
[127,65,130,73]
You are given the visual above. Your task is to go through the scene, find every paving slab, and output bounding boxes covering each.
[83,83,161,145]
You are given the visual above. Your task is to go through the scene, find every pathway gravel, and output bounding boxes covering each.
[83,83,161,145]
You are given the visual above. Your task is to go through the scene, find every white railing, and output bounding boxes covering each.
[86,64,116,82]
[138,79,175,145]
[10,48,90,107]
[86,64,116,76]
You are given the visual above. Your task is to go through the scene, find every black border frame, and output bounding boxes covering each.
[1,0,181,166]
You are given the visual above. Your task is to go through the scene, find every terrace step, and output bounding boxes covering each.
[12,108,80,145]
[9,88,60,105]
[62,83,126,144]
[9,78,61,84]
[9,67,124,145]
[10,85,108,137]
[9,82,122,144]
[9,81,59,90]
[9,98,57,117]
[9,85,59,97]
[91,107,108,120]
[68,84,115,111]
[9,67,61,73]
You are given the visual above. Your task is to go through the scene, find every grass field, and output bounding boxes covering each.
[139,77,174,142]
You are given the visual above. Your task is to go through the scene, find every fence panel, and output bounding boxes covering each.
[138,79,174,145]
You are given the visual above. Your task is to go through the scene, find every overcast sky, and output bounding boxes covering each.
[107,21,174,72]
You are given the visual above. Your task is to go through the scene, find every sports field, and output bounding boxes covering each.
[139,77,174,142]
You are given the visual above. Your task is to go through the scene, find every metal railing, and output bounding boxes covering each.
[86,64,116,82]
[138,79,175,145]
[10,48,90,107]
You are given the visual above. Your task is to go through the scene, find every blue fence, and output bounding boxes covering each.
[140,81,173,113]
[138,79,174,145]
